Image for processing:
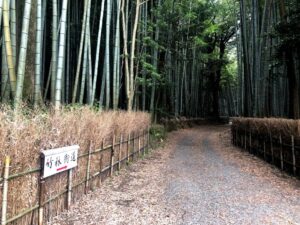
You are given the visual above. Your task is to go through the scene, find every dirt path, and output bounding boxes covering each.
[50,126,300,225]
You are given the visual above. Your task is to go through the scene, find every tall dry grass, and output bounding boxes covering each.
[0,106,150,173]
[232,117,300,138]
[0,106,150,223]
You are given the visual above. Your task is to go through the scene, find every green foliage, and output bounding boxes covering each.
[203,21,219,36]
[150,124,167,145]
[221,59,237,88]
[194,36,208,47]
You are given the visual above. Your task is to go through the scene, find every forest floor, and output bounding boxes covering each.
[50,126,300,225]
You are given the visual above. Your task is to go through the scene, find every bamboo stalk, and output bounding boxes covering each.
[55,0,68,110]
[51,0,58,102]
[91,0,105,105]
[3,0,17,96]
[6,205,39,224]
[7,167,40,181]
[1,156,10,225]
[35,0,43,106]
[72,0,89,103]
[15,0,32,108]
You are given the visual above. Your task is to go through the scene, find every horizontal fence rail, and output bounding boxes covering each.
[231,126,299,177]
[0,129,150,225]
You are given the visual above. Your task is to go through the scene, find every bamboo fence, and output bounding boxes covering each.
[0,129,150,225]
[232,125,300,177]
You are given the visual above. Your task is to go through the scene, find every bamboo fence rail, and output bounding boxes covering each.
[0,129,150,225]
[231,126,300,177]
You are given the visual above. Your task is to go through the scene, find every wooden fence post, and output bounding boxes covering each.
[263,139,266,160]
[143,130,146,157]
[110,134,115,176]
[127,133,130,163]
[132,132,135,157]
[231,128,234,144]
[235,129,238,146]
[38,178,45,225]
[99,153,103,185]
[244,129,247,150]
[85,142,92,194]
[249,130,252,153]
[291,135,296,175]
[67,169,73,210]
[1,156,10,225]
[138,131,141,157]
[280,135,284,170]
[147,126,150,153]
[118,134,123,171]
[270,133,274,164]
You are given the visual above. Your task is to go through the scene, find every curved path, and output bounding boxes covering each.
[51,126,300,225]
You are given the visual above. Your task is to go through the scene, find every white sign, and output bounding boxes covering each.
[41,145,79,178]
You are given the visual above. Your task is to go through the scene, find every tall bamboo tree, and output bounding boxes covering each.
[34,0,42,106]
[55,0,68,110]
[3,0,17,97]
[91,0,105,106]
[72,0,89,103]
[15,0,32,108]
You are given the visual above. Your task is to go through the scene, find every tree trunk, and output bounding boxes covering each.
[105,0,112,109]
[55,0,68,110]
[91,0,105,106]
[3,0,17,97]
[51,0,58,103]
[34,0,42,106]
[15,0,32,108]
[72,0,89,103]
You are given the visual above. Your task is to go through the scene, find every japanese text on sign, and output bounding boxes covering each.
[41,145,79,178]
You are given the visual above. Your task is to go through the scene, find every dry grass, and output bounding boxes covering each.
[232,117,300,138]
[0,106,150,223]
[0,106,150,172]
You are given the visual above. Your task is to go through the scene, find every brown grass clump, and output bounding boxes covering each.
[0,106,150,172]
[232,117,300,138]
[0,106,150,223]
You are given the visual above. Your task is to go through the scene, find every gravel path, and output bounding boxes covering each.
[50,126,300,225]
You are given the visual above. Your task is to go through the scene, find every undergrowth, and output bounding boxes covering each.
[150,124,167,149]
[0,106,151,172]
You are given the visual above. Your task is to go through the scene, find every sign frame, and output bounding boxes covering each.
[41,145,79,179]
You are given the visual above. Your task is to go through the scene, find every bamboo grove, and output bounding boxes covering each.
[237,0,300,119]
[0,0,299,120]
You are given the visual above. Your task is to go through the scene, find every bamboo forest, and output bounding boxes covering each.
[1,1,300,224]
[0,0,298,119]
